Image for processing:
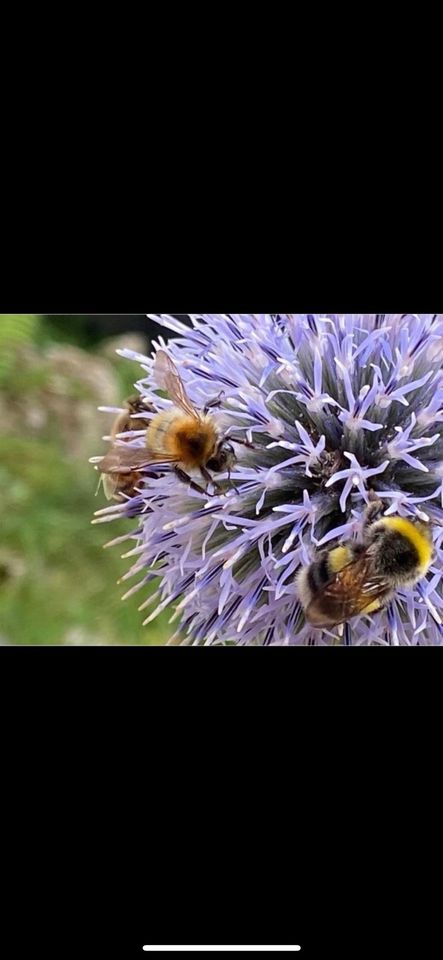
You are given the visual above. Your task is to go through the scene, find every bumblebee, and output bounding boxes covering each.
[297,499,436,628]
[100,395,155,501]
[97,350,252,495]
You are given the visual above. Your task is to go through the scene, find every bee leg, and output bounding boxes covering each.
[203,390,225,414]
[200,465,223,495]
[363,497,385,528]
[200,466,213,485]
[175,467,212,496]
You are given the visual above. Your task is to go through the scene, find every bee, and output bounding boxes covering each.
[97,350,252,496]
[100,394,156,501]
[297,498,436,628]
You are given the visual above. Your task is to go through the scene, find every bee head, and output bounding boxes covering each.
[207,440,236,473]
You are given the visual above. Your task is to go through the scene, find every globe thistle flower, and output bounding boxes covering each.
[92,314,443,646]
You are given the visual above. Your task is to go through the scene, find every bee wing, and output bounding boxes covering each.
[154,350,200,421]
[102,471,145,502]
[306,551,391,628]
[97,444,178,475]
[102,473,119,501]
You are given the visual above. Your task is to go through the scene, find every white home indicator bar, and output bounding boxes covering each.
[143,948,301,953]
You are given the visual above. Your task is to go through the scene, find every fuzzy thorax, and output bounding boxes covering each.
[147,410,218,470]
[369,517,434,580]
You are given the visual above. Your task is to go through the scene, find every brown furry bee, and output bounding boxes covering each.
[97,350,252,495]
[100,395,155,501]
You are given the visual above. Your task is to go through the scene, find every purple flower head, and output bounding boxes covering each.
[92,314,443,645]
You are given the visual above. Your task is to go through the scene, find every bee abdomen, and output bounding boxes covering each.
[297,545,356,612]
[307,554,331,594]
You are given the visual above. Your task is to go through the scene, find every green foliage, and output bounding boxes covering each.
[38,315,97,348]
[0,436,170,645]
[0,315,40,385]
[0,314,171,644]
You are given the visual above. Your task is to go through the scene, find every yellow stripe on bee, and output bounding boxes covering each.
[327,545,354,573]
[362,598,383,614]
[381,517,433,575]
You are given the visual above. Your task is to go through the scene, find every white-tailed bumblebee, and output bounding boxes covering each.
[297,498,436,628]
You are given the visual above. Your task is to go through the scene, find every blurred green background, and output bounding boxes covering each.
[0,315,170,644]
